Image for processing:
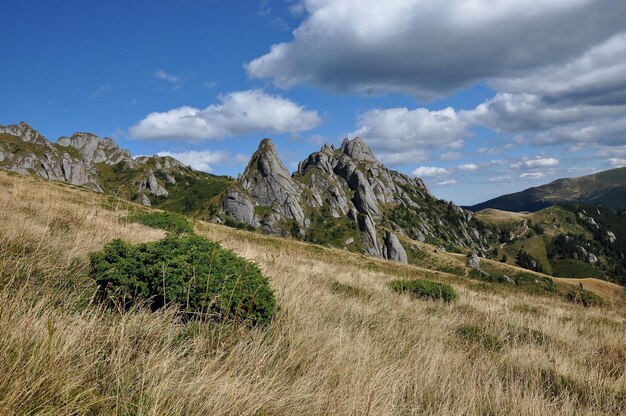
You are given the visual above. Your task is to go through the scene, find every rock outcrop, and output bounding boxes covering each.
[0,122,232,210]
[222,137,493,263]
[467,251,481,270]
[383,231,408,264]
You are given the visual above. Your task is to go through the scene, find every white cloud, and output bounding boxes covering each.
[520,172,546,180]
[352,107,470,165]
[156,150,248,172]
[511,157,559,169]
[458,163,479,172]
[247,0,626,99]
[130,90,321,141]
[412,166,449,178]
[435,179,457,186]
[609,158,626,167]
[154,70,180,83]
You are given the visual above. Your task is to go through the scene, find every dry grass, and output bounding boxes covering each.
[1,171,625,415]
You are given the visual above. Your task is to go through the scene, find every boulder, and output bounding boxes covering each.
[607,231,616,244]
[383,231,408,264]
[467,251,481,269]
[222,187,256,226]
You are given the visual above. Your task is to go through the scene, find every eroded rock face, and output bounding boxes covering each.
[0,122,135,192]
[383,231,408,264]
[0,122,52,148]
[0,122,189,201]
[229,139,305,233]
[222,187,256,226]
[222,136,492,263]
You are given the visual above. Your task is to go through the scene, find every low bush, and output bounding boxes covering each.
[566,288,605,307]
[388,279,457,302]
[128,211,193,234]
[90,234,277,325]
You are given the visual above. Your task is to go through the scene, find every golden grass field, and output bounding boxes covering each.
[0,171,625,415]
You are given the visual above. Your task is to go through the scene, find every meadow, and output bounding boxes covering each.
[0,171,624,415]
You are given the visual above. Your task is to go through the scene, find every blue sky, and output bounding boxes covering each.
[2,0,626,205]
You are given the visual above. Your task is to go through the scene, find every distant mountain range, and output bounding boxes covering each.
[467,168,626,212]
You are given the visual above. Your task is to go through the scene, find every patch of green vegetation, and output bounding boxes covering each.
[0,133,48,159]
[566,288,605,307]
[90,235,277,325]
[456,324,504,352]
[128,211,193,234]
[551,258,605,278]
[254,205,273,217]
[504,235,553,274]
[304,205,362,251]
[513,272,556,294]
[153,169,231,216]
[515,249,544,273]
[388,279,457,302]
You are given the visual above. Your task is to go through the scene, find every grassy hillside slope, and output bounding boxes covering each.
[0,170,625,415]
[467,167,626,212]
[477,205,626,285]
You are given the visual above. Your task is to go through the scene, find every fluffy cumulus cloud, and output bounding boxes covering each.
[352,107,470,164]
[412,166,449,177]
[130,90,321,141]
[156,150,248,172]
[511,157,559,169]
[247,0,626,99]
[520,172,546,180]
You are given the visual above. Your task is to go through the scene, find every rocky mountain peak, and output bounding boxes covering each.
[0,122,52,147]
[222,136,490,262]
[340,137,379,165]
[238,138,305,227]
[243,138,291,184]
[57,131,131,166]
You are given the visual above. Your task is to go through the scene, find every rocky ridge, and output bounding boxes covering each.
[0,122,231,209]
[222,138,493,262]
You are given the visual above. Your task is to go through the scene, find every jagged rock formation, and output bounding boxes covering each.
[0,122,131,191]
[383,231,408,264]
[222,137,493,262]
[0,122,232,212]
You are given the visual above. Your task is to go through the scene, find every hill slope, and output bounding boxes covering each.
[467,167,626,212]
[477,205,626,285]
[0,169,624,415]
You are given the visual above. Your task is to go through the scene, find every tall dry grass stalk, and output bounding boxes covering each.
[0,172,624,415]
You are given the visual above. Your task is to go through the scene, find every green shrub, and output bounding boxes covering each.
[388,279,457,302]
[89,235,277,325]
[566,288,605,307]
[128,211,193,234]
